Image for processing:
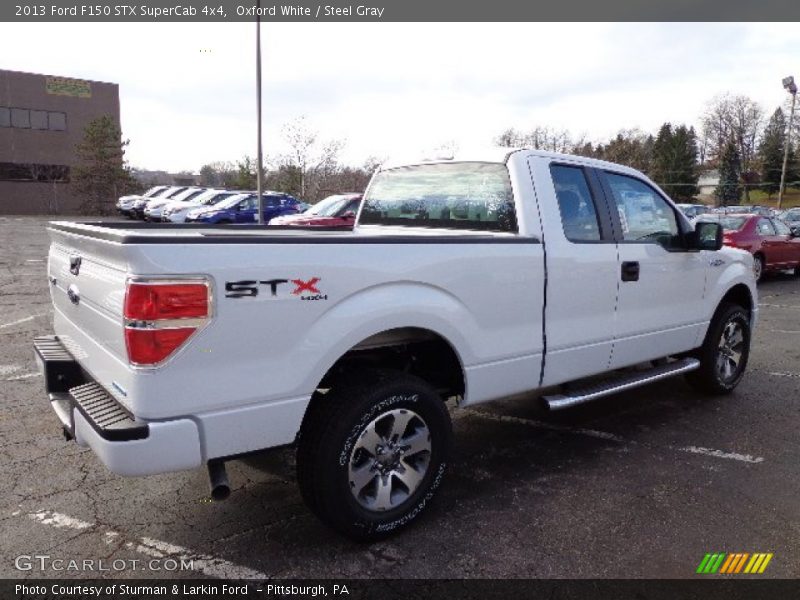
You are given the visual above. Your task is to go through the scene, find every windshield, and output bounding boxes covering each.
[213,194,253,209]
[307,195,358,217]
[179,190,204,202]
[143,186,165,198]
[203,192,235,205]
[360,162,517,232]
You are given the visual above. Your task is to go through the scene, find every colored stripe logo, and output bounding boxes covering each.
[696,552,773,574]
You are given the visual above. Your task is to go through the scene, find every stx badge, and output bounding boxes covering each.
[225,277,327,301]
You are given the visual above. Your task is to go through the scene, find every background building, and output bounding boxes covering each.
[0,69,120,215]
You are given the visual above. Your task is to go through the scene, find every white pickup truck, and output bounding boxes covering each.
[35,148,756,540]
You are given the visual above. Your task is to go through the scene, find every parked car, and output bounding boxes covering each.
[144,187,206,221]
[694,213,800,281]
[161,189,237,223]
[184,191,302,224]
[36,148,756,540]
[116,186,168,218]
[131,186,187,219]
[270,193,362,228]
[778,208,800,228]
[675,203,709,219]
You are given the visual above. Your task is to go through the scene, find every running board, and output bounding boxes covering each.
[543,358,700,411]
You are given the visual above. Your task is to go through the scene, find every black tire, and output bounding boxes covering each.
[296,369,453,541]
[753,254,764,283]
[686,303,751,395]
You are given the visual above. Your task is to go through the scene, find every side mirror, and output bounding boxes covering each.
[690,222,723,251]
[791,226,800,237]
[341,210,356,219]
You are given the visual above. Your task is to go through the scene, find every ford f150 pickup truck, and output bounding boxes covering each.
[34,148,756,540]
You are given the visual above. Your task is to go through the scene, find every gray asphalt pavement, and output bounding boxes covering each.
[1,216,798,579]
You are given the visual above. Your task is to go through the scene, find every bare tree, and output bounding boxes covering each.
[701,94,763,200]
[279,116,345,200]
[495,126,573,153]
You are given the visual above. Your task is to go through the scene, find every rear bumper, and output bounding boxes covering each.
[34,335,202,476]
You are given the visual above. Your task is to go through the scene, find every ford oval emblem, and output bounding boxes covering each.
[67,284,80,305]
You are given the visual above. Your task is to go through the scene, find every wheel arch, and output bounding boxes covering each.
[718,282,754,320]
[315,326,467,400]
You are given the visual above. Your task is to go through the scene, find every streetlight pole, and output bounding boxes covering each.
[778,76,797,211]
[255,0,265,224]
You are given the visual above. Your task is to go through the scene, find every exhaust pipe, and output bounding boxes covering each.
[207,460,230,501]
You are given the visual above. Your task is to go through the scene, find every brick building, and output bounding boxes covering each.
[0,69,120,214]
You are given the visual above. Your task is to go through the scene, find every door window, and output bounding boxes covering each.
[550,165,602,242]
[773,219,791,235]
[605,173,679,248]
[757,218,776,236]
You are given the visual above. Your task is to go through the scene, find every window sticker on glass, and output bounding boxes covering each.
[617,206,629,234]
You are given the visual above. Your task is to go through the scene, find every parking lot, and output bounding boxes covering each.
[1,215,799,579]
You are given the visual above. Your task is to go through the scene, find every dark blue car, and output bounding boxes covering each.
[184,192,303,224]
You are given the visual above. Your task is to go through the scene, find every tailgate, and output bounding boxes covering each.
[47,227,130,405]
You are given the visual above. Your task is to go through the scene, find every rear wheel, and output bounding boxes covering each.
[753,254,764,282]
[686,303,751,395]
[296,369,452,541]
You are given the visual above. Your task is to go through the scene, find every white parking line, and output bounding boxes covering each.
[0,316,35,330]
[0,312,50,330]
[679,446,764,464]
[768,371,800,379]
[29,510,92,530]
[4,372,41,381]
[23,510,268,579]
[463,410,627,443]
[464,409,765,464]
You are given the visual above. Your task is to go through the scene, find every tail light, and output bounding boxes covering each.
[123,279,211,366]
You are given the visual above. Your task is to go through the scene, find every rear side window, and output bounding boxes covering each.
[360,162,517,232]
[605,173,679,248]
[550,165,602,242]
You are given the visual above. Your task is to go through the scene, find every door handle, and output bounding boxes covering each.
[621,261,640,282]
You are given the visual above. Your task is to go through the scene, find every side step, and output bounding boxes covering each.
[543,358,700,411]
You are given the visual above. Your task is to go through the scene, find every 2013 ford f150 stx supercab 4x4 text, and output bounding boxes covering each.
[34,148,756,540]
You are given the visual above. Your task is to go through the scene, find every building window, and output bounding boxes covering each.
[48,111,67,131]
[0,107,67,131]
[30,110,48,130]
[0,162,70,183]
[11,108,30,128]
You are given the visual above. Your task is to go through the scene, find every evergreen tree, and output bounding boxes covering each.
[651,123,699,201]
[73,115,138,215]
[758,107,799,197]
[758,108,786,196]
[715,139,742,206]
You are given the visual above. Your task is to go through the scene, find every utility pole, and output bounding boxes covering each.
[778,76,797,211]
[255,0,265,224]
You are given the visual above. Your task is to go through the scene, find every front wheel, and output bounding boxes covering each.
[296,369,453,541]
[686,303,751,395]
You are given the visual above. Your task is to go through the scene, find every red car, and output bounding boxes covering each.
[269,193,362,228]
[697,213,800,281]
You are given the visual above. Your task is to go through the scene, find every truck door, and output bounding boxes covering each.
[597,170,707,368]
[531,159,620,386]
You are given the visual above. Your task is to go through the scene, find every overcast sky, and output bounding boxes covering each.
[1,23,797,172]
